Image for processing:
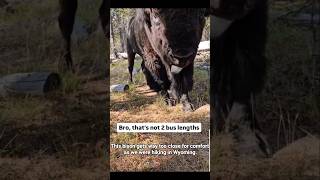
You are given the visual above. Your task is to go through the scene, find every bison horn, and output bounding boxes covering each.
[171,65,183,74]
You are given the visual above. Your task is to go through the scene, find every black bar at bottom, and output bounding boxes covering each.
[110,172,210,179]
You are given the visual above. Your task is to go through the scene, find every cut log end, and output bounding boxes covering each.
[43,73,62,93]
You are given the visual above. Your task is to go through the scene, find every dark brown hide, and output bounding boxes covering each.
[126,16,170,94]
[127,9,206,111]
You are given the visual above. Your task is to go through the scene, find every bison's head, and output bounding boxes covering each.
[138,8,207,73]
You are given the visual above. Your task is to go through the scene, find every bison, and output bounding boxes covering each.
[211,0,271,156]
[58,0,109,72]
[126,9,207,111]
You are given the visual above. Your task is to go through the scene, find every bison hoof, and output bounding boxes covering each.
[232,121,272,158]
[182,102,194,112]
[165,98,177,106]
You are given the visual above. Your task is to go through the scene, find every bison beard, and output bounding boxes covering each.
[126,9,206,111]
[211,0,271,157]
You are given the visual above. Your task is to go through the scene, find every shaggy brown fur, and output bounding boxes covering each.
[126,9,207,111]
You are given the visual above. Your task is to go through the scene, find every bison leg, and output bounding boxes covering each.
[126,32,137,83]
[141,60,162,92]
[180,64,194,112]
[159,90,174,106]
[227,45,270,156]
[141,59,173,105]
[145,69,173,106]
[168,73,180,106]
[166,73,191,111]
[169,64,194,112]
[58,0,77,72]
[127,51,136,83]
[226,98,271,157]
[212,93,230,133]
[180,94,194,112]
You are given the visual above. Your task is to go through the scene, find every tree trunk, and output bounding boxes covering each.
[120,25,126,52]
[110,14,118,58]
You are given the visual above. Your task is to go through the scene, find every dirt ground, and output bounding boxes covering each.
[0,78,109,180]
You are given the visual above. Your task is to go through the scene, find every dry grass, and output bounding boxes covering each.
[0,156,107,180]
[110,95,210,171]
[0,0,108,179]
[256,19,319,151]
[211,134,319,179]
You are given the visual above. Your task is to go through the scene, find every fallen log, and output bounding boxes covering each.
[110,84,129,92]
[0,72,61,97]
